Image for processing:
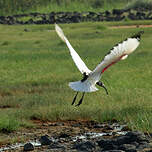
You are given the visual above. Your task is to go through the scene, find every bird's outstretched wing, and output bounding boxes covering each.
[55,24,91,74]
[91,31,144,76]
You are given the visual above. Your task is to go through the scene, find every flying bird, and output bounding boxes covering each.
[55,23,143,106]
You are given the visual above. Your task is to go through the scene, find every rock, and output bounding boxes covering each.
[49,12,55,24]
[1,9,152,25]
[70,15,81,23]
[136,11,146,20]
[131,141,139,147]
[114,131,148,145]
[126,131,149,143]
[55,122,64,126]
[1,120,152,151]
[73,141,96,151]
[93,123,104,128]
[102,150,125,152]
[115,135,131,145]
[128,12,137,20]
[137,141,150,150]
[121,126,130,131]
[39,135,52,145]
[146,12,152,19]
[49,142,65,150]
[23,143,34,151]
[105,11,111,16]
[97,138,118,150]
[71,122,82,127]
[0,16,5,24]
[115,15,125,21]
[119,144,136,152]
[27,19,34,24]
[112,9,124,15]
[97,131,151,152]
[59,133,70,138]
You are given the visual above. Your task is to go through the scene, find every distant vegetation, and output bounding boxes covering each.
[0,0,142,16]
[126,0,152,10]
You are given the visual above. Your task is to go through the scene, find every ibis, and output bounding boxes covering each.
[55,24,143,106]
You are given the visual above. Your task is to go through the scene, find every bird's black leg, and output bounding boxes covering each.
[76,92,85,106]
[96,81,108,95]
[72,92,78,105]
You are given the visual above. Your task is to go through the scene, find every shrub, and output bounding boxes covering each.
[0,116,20,133]
[125,0,152,10]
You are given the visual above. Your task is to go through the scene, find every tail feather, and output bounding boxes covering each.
[69,81,98,92]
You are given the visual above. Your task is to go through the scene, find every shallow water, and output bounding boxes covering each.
[72,130,127,142]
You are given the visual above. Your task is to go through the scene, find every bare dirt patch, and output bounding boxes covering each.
[110,24,152,29]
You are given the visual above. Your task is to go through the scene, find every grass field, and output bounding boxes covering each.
[0,0,129,16]
[0,0,149,16]
[0,21,152,134]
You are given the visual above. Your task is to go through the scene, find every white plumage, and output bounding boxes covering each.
[55,24,143,106]
[55,23,91,75]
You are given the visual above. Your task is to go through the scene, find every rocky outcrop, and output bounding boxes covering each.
[97,131,150,151]
[0,9,152,25]
[0,121,152,151]
[23,143,34,151]
[22,130,151,152]
[39,135,52,145]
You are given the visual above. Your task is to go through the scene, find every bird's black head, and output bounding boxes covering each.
[96,81,108,95]
[131,31,144,41]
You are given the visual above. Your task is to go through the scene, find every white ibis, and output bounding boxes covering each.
[55,24,144,106]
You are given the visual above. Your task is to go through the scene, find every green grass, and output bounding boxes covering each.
[0,0,132,16]
[0,21,152,133]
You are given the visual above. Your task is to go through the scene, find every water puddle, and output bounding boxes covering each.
[29,140,41,147]
[73,130,127,142]
[0,143,24,151]
[73,123,128,142]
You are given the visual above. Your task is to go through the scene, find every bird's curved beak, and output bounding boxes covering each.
[96,81,108,95]
[102,83,108,95]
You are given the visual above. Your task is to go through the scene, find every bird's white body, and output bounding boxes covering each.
[55,24,142,93]
[69,79,99,92]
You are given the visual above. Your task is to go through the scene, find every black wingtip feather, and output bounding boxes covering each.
[131,31,144,40]
[101,30,144,63]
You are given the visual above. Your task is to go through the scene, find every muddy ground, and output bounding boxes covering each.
[0,120,152,151]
